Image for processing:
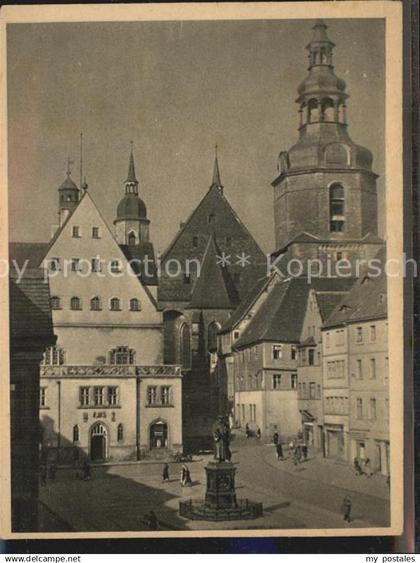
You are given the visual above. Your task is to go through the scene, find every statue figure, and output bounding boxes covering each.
[212,416,231,463]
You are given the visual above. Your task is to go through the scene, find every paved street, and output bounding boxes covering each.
[39,434,390,532]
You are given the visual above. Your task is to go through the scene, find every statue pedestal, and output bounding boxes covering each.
[205,461,237,509]
[179,459,263,521]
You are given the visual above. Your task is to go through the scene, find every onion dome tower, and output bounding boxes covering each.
[272,20,379,250]
[114,145,150,246]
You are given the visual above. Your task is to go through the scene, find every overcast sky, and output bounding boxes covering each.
[7,18,385,254]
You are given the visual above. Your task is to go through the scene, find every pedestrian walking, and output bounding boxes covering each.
[302,444,308,460]
[341,495,352,523]
[364,458,373,477]
[293,446,301,466]
[162,463,170,482]
[184,465,192,487]
[276,443,284,460]
[180,463,187,486]
[256,427,261,439]
[144,510,159,530]
[273,432,279,446]
[354,457,363,476]
[40,465,47,486]
[245,423,250,438]
[48,463,57,482]
[82,460,91,481]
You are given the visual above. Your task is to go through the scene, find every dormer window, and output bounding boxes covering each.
[192,236,199,248]
[72,226,81,238]
[208,213,215,225]
[183,273,191,285]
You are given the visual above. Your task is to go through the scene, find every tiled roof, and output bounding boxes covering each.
[316,292,348,321]
[324,248,387,327]
[158,183,266,304]
[9,269,55,343]
[9,242,49,269]
[219,275,269,334]
[120,242,158,286]
[187,237,239,309]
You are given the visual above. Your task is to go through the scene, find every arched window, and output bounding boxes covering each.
[208,321,220,353]
[321,98,335,121]
[42,346,65,366]
[70,296,81,310]
[50,296,61,310]
[307,98,319,123]
[73,424,79,443]
[130,298,140,311]
[90,296,101,311]
[179,323,191,370]
[128,231,137,246]
[109,346,135,365]
[117,423,124,442]
[110,297,121,311]
[329,183,345,232]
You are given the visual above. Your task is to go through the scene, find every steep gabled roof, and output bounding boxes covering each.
[9,242,50,269]
[233,276,355,349]
[324,248,387,327]
[187,236,239,309]
[315,292,348,322]
[120,242,158,286]
[219,274,270,334]
[9,269,55,343]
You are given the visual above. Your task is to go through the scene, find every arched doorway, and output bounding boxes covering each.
[150,420,168,449]
[90,422,108,461]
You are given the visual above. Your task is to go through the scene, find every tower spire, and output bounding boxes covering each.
[125,141,139,194]
[211,144,222,189]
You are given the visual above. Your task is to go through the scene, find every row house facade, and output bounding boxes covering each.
[322,255,389,474]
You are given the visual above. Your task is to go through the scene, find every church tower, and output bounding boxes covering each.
[58,160,80,227]
[272,20,379,250]
[114,146,150,246]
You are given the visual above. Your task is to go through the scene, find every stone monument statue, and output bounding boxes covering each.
[212,415,231,462]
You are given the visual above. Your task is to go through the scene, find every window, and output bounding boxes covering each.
[309,382,316,399]
[43,346,65,366]
[73,425,79,443]
[302,382,307,398]
[379,293,386,305]
[356,398,363,419]
[110,260,121,273]
[316,384,321,399]
[71,258,80,272]
[208,322,219,353]
[273,374,282,389]
[370,325,376,342]
[110,346,135,365]
[226,236,232,247]
[356,326,363,343]
[147,386,158,405]
[308,349,315,366]
[92,227,100,239]
[233,331,240,340]
[356,359,363,379]
[326,333,330,348]
[80,387,90,407]
[130,298,140,311]
[107,386,118,406]
[110,297,121,311]
[272,345,283,360]
[117,423,124,442]
[192,236,199,247]
[40,387,47,408]
[183,273,191,285]
[370,398,377,420]
[384,357,389,381]
[128,232,136,246]
[72,226,81,238]
[70,296,81,310]
[91,258,101,272]
[208,213,215,224]
[329,183,345,232]
[180,323,191,370]
[161,386,171,405]
[90,296,101,311]
[291,374,298,389]
[369,358,376,379]
[48,258,60,271]
[50,296,61,310]
[93,386,104,406]
[291,346,297,360]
